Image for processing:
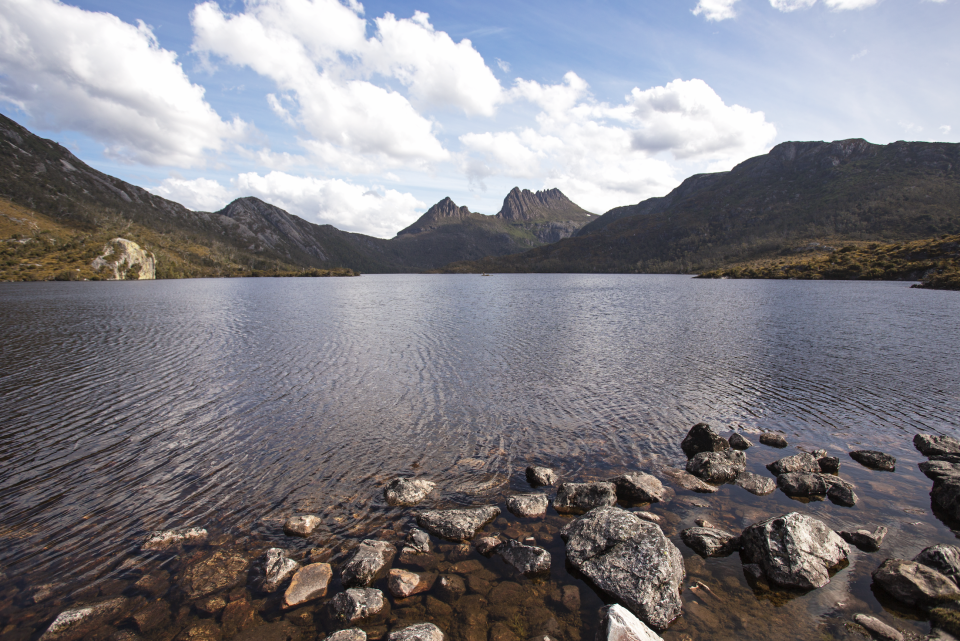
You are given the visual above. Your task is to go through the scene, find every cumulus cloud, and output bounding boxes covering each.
[941,125,952,135]
[770,0,817,11]
[152,177,234,211]
[0,0,246,166]
[770,0,878,10]
[460,77,776,213]
[692,0,740,21]
[822,0,878,8]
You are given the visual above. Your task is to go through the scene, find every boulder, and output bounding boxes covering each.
[495,539,551,575]
[776,473,858,506]
[680,423,729,458]
[329,588,386,624]
[553,482,617,514]
[872,559,960,606]
[685,450,746,484]
[849,450,896,472]
[384,478,436,507]
[739,512,849,589]
[283,563,333,609]
[728,433,753,450]
[595,604,663,641]
[852,614,903,641]
[388,623,446,641]
[914,544,960,586]
[680,527,740,558]
[142,527,208,552]
[919,460,960,482]
[341,540,396,587]
[416,506,500,541]
[826,479,858,507]
[406,528,432,553]
[561,506,684,631]
[734,471,776,496]
[526,467,559,487]
[178,550,250,599]
[931,477,960,522]
[506,493,549,518]
[838,527,887,552]
[661,468,718,493]
[611,473,670,503]
[388,569,435,598]
[818,457,841,474]
[915,434,960,457]
[257,548,300,593]
[40,598,128,641]
[759,433,788,448]
[328,630,367,641]
[284,515,322,537]
[767,452,820,476]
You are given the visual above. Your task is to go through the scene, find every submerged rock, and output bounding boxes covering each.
[388,623,446,641]
[915,434,960,457]
[872,559,960,606]
[40,598,128,641]
[341,540,396,587]
[388,569,435,598]
[416,506,500,541]
[759,433,788,448]
[686,450,746,484]
[633,511,663,525]
[284,562,333,609]
[838,527,888,552]
[680,423,729,458]
[661,468,718,493]
[740,512,849,589]
[850,450,896,472]
[852,614,903,641]
[495,539,551,575]
[914,544,960,586]
[734,471,776,496]
[680,527,741,558]
[178,550,250,599]
[553,482,617,514]
[384,478,436,507]
[329,588,386,624]
[611,473,670,503]
[767,452,820,476]
[284,515,322,537]
[561,506,684,631]
[435,575,466,602]
[507,493,549,518]
[729,433,753,450]
[406,528,432,554]
[475,536,501,556]
[142,527,208,552]
[257,548,300,593]
[526,466,559,487]
[595,604,663,641]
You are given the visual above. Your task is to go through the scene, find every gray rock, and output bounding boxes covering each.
[495,539,551,575]
[852,614,903,641]
[526,466,559,487]
[728,433,753,450]
[561,506,684,631]
[595,604,663,641]
[818,457,841,474]
[872,559,960,606]
[850,450,896,472]
[40,598,128,641]
[915,434,960,457]
[739,512,849,589]
[507,493,549,518]
[553,482,618,514]
[915,544,960,586]
[838,527,887,552]
[284,515,322,537]
[435,574,465,602]
[384,478,436,507]
[826,478,859,507]
[387,569,434,598]
[341,540,396,587]
[734,471,776,496]
[388,623,445,641]
[178,550,250,598]
[416,506,500,541]
[759,432,788,448]
[328,630,367,641]
[633,511,663,525]
[680,527,741,557]
[931,477,960,523]
[767,452,820,476]
[406,528,431,553]
[686,450,746,484]
[329,588,386,624]
[284,562,332,608]
[611,473,670,503]
[475,536,501,555]
[141,527,208,552]
[661,468,719,493]
[258,548,300,593]
[680,423,730,458]
[920,460,960,482]
[776,472,858,506]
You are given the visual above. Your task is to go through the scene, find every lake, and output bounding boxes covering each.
[1,274,959,641]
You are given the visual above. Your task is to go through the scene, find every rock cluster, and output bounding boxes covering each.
[916,433,960,524]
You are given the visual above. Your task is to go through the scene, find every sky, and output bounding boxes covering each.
[0,0,956,238]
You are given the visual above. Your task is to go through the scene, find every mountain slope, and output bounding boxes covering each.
[440,139,960,274]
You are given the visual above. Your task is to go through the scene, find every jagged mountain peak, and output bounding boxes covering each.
[396,197,474,236]
[496,187,594,222]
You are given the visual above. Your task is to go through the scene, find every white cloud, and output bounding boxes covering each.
[822,0,878,8]
[771,0,879,10]
[0,0,246,166]
[692,0,740,21]
[496,59,511,73]
[151,177,234,211]
[899,121,923,135]
[770,0,817,10]
[941,125,952,135]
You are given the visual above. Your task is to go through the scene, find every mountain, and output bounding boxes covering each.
[440,139,960,274]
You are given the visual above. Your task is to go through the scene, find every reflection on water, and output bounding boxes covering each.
[1,275,959,640]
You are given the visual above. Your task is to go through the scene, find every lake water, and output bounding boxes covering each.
[1,274,959,641]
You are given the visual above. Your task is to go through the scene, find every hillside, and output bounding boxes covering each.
[440,139,960,274]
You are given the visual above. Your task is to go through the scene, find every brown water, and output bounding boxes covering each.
[1,274,959,640]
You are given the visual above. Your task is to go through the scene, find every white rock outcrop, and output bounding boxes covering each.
[91,238,156,280]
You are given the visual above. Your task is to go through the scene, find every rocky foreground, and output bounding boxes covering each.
[19,426,960,641]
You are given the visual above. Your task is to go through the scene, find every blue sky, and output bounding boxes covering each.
[1,0,956,237]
